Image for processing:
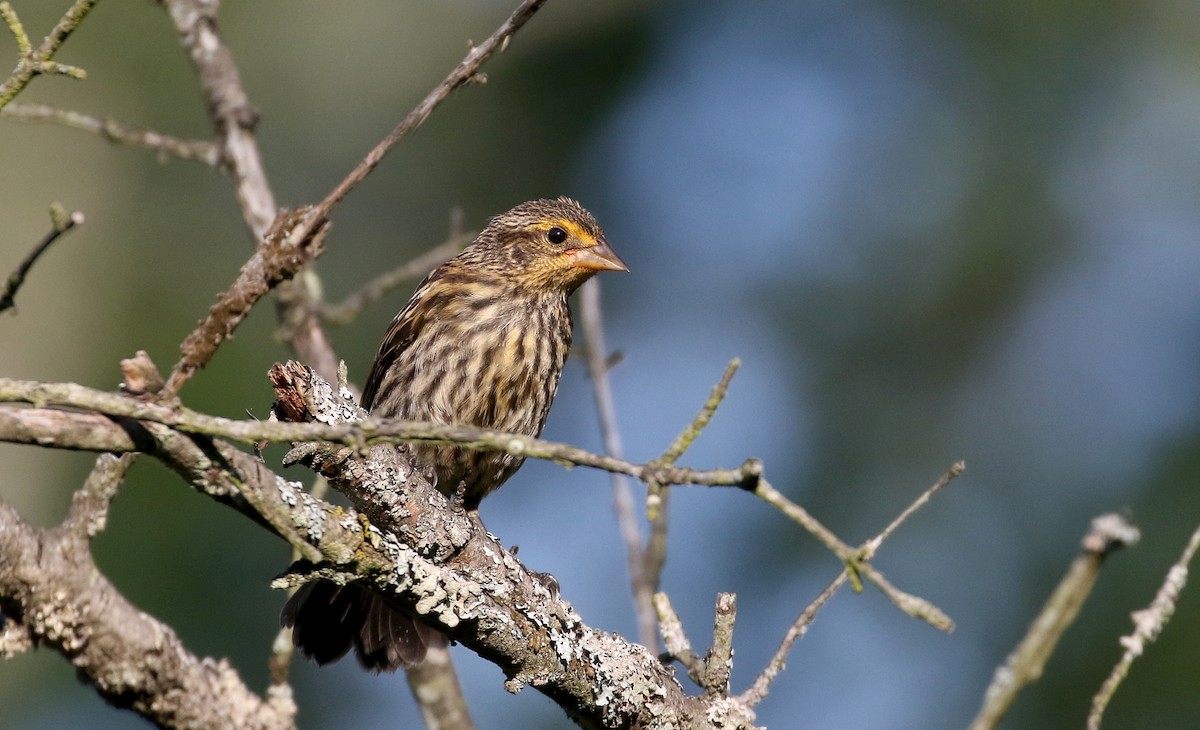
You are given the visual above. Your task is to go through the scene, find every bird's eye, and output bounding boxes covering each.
[547,227,568,245]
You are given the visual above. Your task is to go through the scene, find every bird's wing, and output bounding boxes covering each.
[359,270,443,410]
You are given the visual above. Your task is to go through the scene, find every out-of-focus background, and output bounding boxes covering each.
[3,1,1199,728]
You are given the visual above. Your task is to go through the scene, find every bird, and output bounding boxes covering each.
[282,197,628,671]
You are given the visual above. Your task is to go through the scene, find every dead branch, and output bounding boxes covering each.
[971,513,1139,730]
[0,499,295,729]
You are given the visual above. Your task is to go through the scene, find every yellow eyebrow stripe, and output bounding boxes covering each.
[535,219,599,247]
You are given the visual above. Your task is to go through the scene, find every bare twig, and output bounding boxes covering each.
[262,362,758,729]
[303,0,548,229]
[741,572,847,707]
[578,277,657,649]
[62,452,136,537]
[59,0,307,575]
[1,204,83,313]
[321,234,469,324]
[1,360,962,726]
[165,207,330,393]
[0,0,98,109]
[753,478,855,561]
[971,513,1139,730]
[741,464,965,706]
[1,102,220,164]
[405,647,477,730]
[163,0,345,385]
[754,464,959,633]
[860,461,965,559]
[653,592,705,686]
[160,0,274,234]
[859,565,954,631]
[658,359,740,466]
[278,0,550,382]
[1088,520,1197,730]
[645,360,741,596]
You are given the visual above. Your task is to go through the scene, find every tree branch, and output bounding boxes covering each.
[740,572,846,707]
[971,513,1139,730]
[578,277,657,649]
[0,368,955,635]
[305,0,548,227]
[1088,519,1196,729]
[1,102,220,164]
[321,234,469,325]
[159,0,273,234]
[0,361,962,727]
[164,207,330,393]
[0,498,296,729]
[159,0,342,385]
[0,373,763,489]
[265,360,762,730]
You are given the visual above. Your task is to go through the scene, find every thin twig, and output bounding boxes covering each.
[860,461,965,559]
[165,207,330,393]
[740,571,847,707]
[1088,520,1196,730]
[653,592,704,686]
[0,0,98,109]
[160,0,274,234]
[754,478,855,561]
[322,235,469,324]
[657,359,740,466]
[1,103,220,164]
[278,0,549,382]
[62,453,135,537]
[644,360,741,602]
[0,375,761,489]
[741,464,965,707]
[160,0,340,382]
[578,277,657,649]
[971,513,1139,730]
[758,476,956,633]
[1,204,84,313]
[302,0,548,230]
[857,564,954,631]
[0,2,30,56]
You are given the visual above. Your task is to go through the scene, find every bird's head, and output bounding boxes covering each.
[469,197,628,295]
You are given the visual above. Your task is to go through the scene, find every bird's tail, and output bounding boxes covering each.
[282,580,446,671]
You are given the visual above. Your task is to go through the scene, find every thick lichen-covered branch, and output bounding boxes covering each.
[0,498,295,729]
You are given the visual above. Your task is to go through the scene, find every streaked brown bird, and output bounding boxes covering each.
[282,197,627,671]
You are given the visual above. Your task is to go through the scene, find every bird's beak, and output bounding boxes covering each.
[565,242,629,272]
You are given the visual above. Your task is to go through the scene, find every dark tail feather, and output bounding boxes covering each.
[282,580,446,672]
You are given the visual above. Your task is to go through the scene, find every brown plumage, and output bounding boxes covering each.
[282,197,627,671]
